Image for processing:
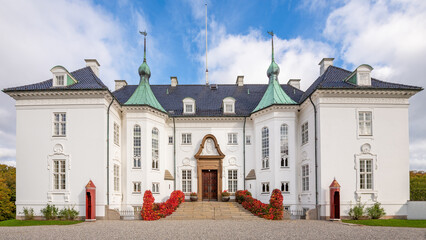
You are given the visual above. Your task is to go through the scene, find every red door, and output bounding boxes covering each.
[333,191,340,219]
[202,170,218,201]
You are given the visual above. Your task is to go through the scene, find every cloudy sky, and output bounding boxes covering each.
[0,0,425,170]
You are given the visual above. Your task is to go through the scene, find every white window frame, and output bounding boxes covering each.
[56,75,65,86]
[228,169,238,193]
[114,122,119,146]
[354,147,378,200]
[114,164,120,192]
[261,127,269,169]
[53,113,66,137]
[302,164,309,192]
[133,182,141,194]
[152,128,159,170]
[168,136,173,145]
[133,125,141,169]
[358,111,373,136]
[183,98,195,114]
[152,182,160,194]
[280,124,289,168]
[53,159,66,191]
[228,133,238,145]
[182,133,192,145]
[182,170,192,193]
[223,97,236,114]
[301,122,308,145]
[281,181,290,194]
[245,135,251,145]
[261,182,270,194]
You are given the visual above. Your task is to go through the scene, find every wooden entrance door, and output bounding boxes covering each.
[202,170,218,201]
[333,191,340,219]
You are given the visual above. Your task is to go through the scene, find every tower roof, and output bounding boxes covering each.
[125,32,166,112]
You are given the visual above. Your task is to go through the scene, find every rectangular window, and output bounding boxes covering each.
[360,159,372,190]
[133,182,141,193]
[152,182,159,194]
[281,182,290,193]
[302,165,309,191]
[301,122,308,145]
[225,103,234,113]
[359,111,372,136]
[56,75,64,86]
[53,113,66,136]
[182,170,192,193]
[114,123,119,145]
[284,206,290,211]
[245,135,251,145]
[182,133,192,144]
[262,128,269,169]
[53,160,66,190]
[133,126,141,169]
[114,165,120,192]
[228,133,238,145]
[168,136,173,145]
[262,182,270,194]
[185,104,193,113]
[228,170,238,193]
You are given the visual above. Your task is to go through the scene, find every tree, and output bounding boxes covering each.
[0,164,16,220]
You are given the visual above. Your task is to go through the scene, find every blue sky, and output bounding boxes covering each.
[0,0,426,170]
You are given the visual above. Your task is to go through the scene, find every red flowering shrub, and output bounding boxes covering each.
[236,189,283,220]
[141,190,185,221]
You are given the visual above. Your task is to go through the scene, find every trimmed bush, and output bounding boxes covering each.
[348,202,364,220]
[366,202,386,219]
[59,206,79,220]
[235,189,283,220]
[41,204,59,220]
[141,190,185,221]
[22,207,34,220]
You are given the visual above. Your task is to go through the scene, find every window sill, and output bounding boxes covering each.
[261,168,270,170]
[227,144,238,145]
[51,136,67,140]
[152,192,160,194]
[261,192,270,195]
[181,143,192,145]
[301,192,311,195]
[132,192,141,194]
[357,135,374,140]
[280,166,290,169]
[281,192,290,194]
[132,167,142,170]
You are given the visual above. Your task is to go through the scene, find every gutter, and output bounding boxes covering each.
[106,98,114,205]
[243,117,247,190]
[173,117,176,190]
[309,96,319,219]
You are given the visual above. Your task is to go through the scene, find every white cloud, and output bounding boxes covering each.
[324,0,426,170]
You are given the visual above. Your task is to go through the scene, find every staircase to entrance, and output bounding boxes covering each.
[164,201,260,220]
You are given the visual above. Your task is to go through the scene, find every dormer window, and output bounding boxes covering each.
[183,97,195,114]
[51,65,77,87]
[56,75,65,86]
[223,97,235,114]
[346,64,373,86]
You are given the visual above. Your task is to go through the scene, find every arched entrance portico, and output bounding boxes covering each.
[194,134,225,201]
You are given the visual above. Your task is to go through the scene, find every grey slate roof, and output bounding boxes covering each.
[299,66,422,102]
[2,67,108,92]
[3,64,422,117]
[113,84,304,116]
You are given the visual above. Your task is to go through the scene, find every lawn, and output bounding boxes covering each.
[342,219,426,228]
[0,219,83,227]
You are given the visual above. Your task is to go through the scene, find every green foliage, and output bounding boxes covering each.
[40,204,59,220]
[348,202,365,220]
[59,206,79,220]
[366,202,386,219]
[342,219,426,228]
[22,207,34,220]
[0,219,82,227]
[410,171,426,201]
[0,164,16,221]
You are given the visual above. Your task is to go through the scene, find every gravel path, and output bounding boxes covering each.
[1,220,425,240]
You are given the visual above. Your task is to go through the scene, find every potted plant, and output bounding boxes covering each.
[222,190,230,202]
[190,192,198,202]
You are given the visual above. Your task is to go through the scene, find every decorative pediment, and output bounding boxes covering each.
[194,134,225,159]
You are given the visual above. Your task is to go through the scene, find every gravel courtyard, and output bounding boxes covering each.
[1,220,425,240]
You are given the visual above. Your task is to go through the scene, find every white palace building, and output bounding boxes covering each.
[3,34,422,220]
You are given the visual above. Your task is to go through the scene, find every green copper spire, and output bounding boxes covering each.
[125,31,166,112]
[252,32,296,113]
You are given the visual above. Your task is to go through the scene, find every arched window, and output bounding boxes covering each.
[262,127,269,169]
[152,128,159,169]
[133,125,141,168]
[280,124,289,167]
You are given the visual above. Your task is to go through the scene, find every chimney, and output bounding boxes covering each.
[114,80,127,91]
[85,59,100,77]
[236,76,244,86]
[319,58,334,76]
[171,77,178,87]
[287,79,301,90]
